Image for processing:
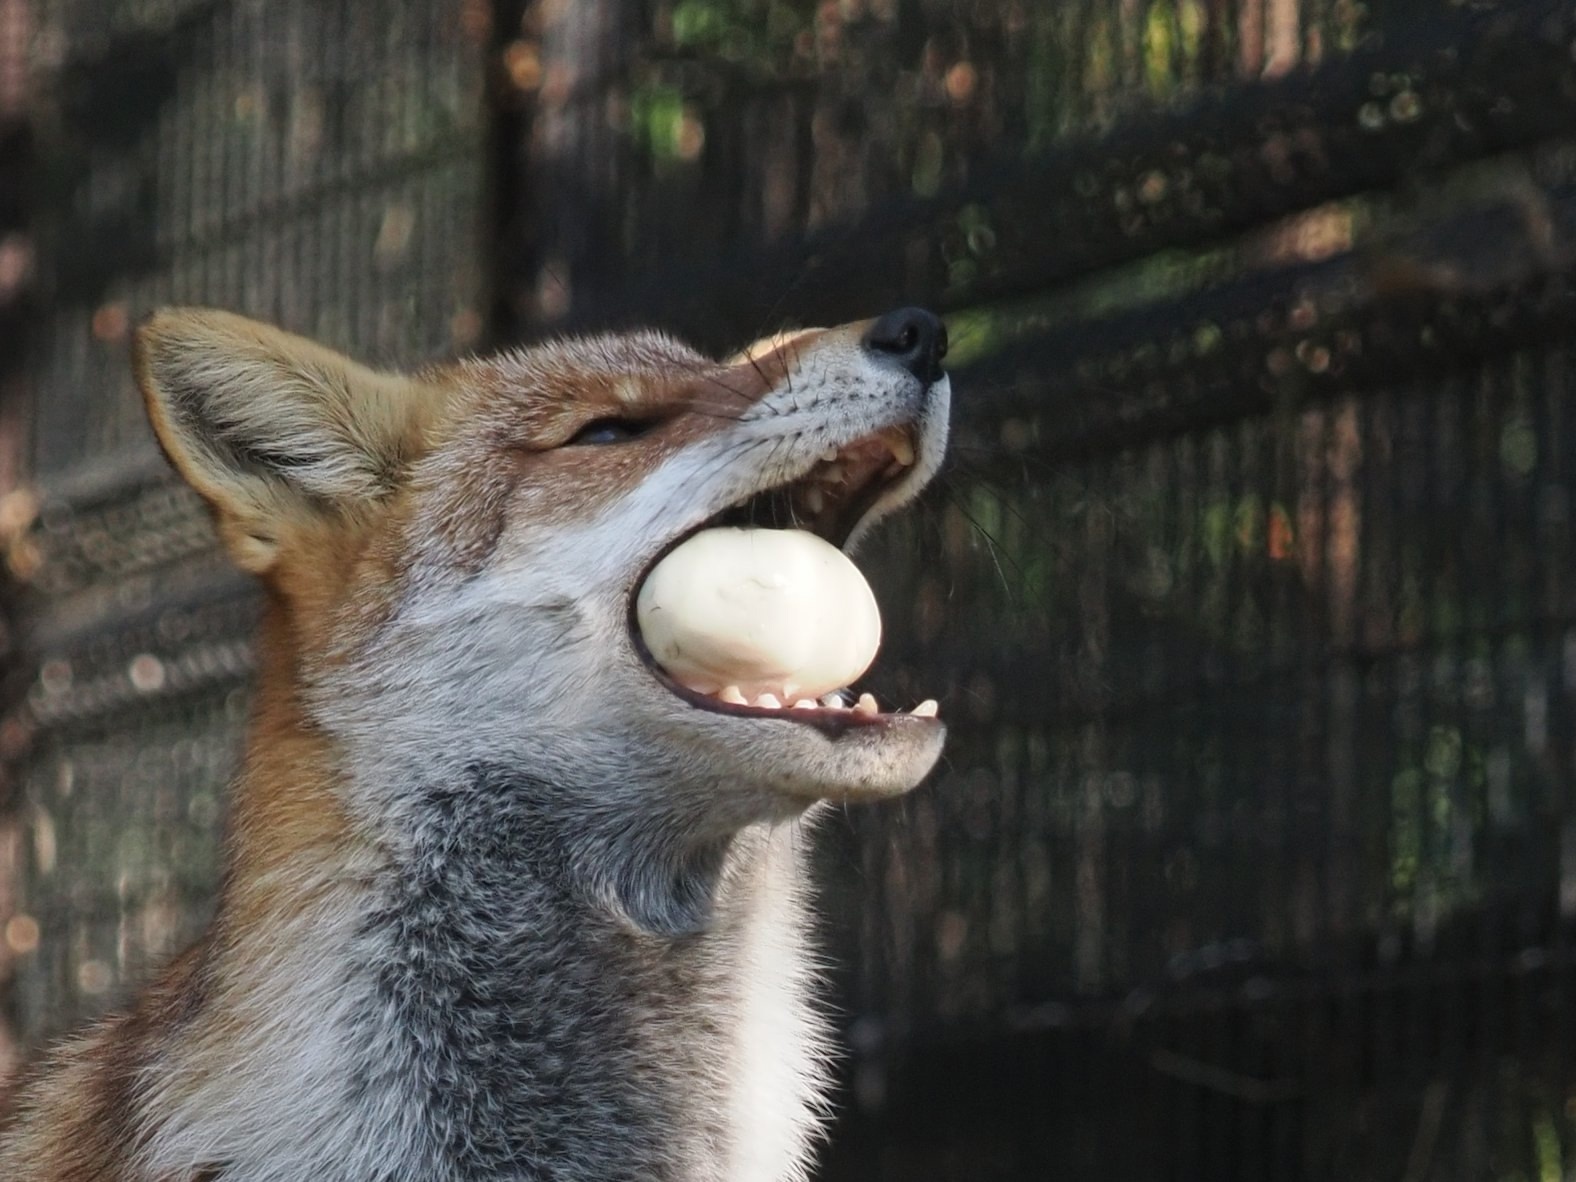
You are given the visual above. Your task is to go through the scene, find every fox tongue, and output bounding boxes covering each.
[635,527,882,700]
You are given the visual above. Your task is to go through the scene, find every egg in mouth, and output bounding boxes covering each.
[631,423,939,735]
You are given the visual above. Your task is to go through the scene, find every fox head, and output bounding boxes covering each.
[134,308,949,932]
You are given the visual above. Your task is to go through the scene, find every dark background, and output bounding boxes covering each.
[4,1,1576,1178]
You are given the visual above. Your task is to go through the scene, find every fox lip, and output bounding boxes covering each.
[708,422,922,546]
[628,414,943,737]
[638,661,936,736]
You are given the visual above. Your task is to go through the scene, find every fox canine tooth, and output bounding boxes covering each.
[820,446,839,462]
[756,693,782,709]
[719,686,747,705]
[911,699,939,717]
[804,486,825,514]
[889,434,916,466]
[854,693,879,716]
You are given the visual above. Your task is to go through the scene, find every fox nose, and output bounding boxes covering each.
[863,307,948,385]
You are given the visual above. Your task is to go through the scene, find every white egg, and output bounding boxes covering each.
[635,527,882,700]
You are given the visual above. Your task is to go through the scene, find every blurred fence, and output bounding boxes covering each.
[0,0,490,1080]
[5,1,1576,1178]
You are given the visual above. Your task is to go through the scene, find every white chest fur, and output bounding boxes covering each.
[723,822,833,1182]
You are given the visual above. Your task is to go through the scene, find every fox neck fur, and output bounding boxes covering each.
[7,612,830,1181]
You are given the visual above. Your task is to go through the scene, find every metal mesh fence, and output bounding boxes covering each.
[6,0,1576,1178]
[495,1,1576,1176]
[2,0,487,1051]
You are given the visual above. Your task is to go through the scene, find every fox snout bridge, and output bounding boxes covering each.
[862,307,948,385]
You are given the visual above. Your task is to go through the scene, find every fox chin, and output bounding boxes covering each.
[0,305,951,1182]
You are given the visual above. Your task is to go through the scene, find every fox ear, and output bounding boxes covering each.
[135,308,439,572]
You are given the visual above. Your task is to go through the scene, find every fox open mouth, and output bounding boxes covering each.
[631,422,940,736]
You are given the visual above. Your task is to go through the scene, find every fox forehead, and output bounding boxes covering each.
[130,307,854,622]
[436,328,812,448]
[391,326,827,575]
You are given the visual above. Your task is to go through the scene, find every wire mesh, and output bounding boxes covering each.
[493,0,1576,1176]
[2,0,487,1050]
[5,0,1576,1178]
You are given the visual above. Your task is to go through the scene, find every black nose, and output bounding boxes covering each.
[863,307,948,384]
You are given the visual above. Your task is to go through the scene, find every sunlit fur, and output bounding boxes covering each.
[0,309,950,1181]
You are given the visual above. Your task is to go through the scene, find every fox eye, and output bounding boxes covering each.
[568,418,651,446]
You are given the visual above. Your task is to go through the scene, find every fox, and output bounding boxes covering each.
[0,304,951,1181]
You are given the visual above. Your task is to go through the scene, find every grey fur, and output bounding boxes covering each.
[348,766,813,1181]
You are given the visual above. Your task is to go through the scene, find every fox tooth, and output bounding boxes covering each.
[911,699,939,717]
[854,692,879,716]
[793,698,817,709]
[820,691,846,708]
[889,434,916,466]
[804,486,825,514]
[820,446,839,462]
[756,693,782,709]
[719,685,747,705]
